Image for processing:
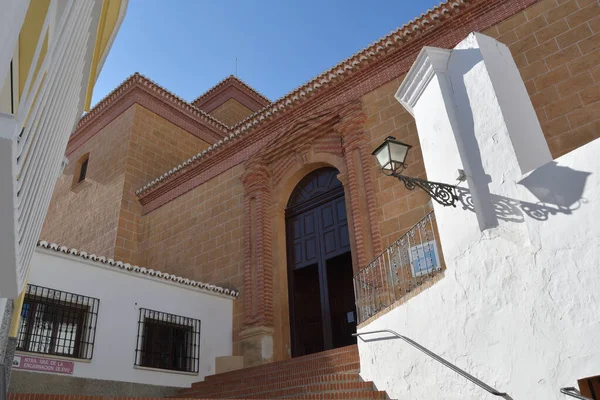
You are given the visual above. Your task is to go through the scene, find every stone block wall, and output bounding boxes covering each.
[41,104,209,263]
[209,98,255,126]
[138,164,245,354]
[362,78,433,250]
[114,105,209,263]
[40,107,135,257]
[484,0,599,157]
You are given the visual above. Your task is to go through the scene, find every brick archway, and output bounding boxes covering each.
[239,101,381,365]
[271,153,358,361]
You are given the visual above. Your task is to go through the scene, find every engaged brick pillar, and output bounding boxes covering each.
[336,105,382,271]
[239,159,274,366]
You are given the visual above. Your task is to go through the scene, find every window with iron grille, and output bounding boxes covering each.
[17,284,100,359]
[135,308,201,373]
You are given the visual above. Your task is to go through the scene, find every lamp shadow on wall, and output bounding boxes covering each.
[448,45,591,226]
[455,162,591,222]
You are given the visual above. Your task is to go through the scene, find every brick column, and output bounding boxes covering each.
[239,159,274,366]
[336,105,382,271]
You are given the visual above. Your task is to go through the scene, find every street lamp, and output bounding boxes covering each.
[372,136,458,207]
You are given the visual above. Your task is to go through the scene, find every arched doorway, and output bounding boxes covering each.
[285,167,357,357]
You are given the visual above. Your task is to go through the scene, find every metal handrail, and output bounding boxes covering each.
[561,387,593,400]
[353,329,512,399]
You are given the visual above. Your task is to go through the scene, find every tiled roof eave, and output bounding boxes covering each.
[37,241,240,298]
[72,73,231,144]
[135,0,471,197]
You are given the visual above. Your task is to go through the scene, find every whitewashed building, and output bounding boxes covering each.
[356,33,600,400]
[8,242,236,394]
[0,0,128,299]
[0,0,128,390]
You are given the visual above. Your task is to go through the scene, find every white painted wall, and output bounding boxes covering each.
[359,33,600,400]
[23,249,234,388]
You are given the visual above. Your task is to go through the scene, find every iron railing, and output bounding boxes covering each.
[561,387,594,400]
[17,284,100,360]
[353,211,443,323]
[354,330,511,399]
[135,308,201,373]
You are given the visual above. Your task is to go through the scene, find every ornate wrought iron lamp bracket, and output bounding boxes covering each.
[390,170,458,207]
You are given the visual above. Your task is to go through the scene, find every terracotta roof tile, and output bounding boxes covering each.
[76,72,231,135]
[37,241,240,298]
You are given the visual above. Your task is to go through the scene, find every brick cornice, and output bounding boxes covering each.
[136,0,540,210]
[66,73,228,156]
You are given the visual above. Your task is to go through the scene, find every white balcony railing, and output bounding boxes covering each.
[0,0,107,298]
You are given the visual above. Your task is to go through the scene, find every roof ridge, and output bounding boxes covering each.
[37,240,239,298]
[192,75,271,106]
[75,72,231,136]
[134,0,469,196]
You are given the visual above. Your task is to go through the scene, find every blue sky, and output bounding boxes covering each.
[92,0,442,106]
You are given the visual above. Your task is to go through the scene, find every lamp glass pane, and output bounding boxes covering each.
[374,145,390,170]
[389,141,409,165]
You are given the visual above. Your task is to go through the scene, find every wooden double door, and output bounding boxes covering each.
[286,168,357,357]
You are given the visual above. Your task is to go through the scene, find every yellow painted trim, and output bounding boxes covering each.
[84,0,124,110]
[19,0,51,100]
[9,280,28,338]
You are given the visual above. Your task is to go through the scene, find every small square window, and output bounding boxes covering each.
[72,153,90,188]
[135,308,201,373]
[17,284,100,360]
[78,158,88,183]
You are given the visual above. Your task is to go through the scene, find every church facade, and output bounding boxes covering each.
[39,0,600,368]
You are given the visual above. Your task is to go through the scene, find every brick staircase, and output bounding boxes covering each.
[172,345,387,399]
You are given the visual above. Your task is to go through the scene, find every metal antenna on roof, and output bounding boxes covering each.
[235,57,238,77]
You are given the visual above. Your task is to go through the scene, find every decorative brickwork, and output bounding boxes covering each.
[241,160,273,328]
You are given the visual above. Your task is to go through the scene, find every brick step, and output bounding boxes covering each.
[195,356,360,388]
[191,362,362,393]
[283,391,387,400]
[203,346,358,384]
[184,382,375,399]
[179,377,372,399]
[199,356,360,388]
[179,372,362,397]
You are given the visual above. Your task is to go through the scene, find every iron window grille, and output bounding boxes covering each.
[17,284,100,359]
[135,308,201,373]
